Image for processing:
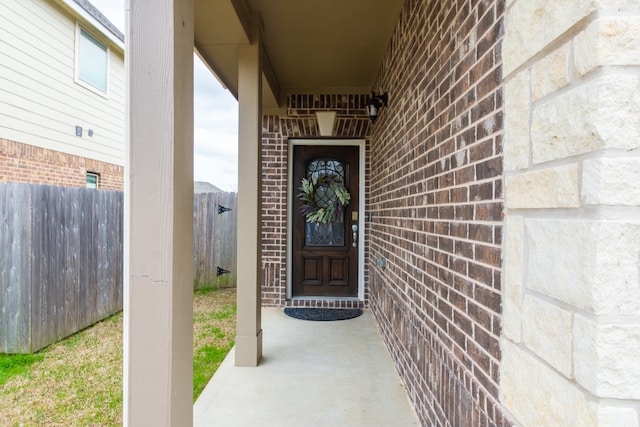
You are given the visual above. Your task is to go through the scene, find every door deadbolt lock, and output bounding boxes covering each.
[352,224,358,247]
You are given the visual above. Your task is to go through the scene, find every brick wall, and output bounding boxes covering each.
[367,0,508,426]
[261,94,370,307]
[0,138,123,191]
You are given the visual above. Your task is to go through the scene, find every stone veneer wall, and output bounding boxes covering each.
[501,0,640,426]
[261,94,371,307]
[368,0,509,426]
[0,138,123,190]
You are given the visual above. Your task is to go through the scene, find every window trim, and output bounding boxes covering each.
[74,23,110,98]
[86,172,100,189]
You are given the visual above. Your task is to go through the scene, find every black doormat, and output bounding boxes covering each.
[284,307,363,321]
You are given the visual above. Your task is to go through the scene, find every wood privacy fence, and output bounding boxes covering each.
[0,183,237,353]
[0,183,123,354]
[193,192,238,289]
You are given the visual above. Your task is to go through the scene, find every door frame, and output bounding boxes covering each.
[287,139,366,301]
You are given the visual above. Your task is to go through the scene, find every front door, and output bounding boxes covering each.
[291,144,359,297]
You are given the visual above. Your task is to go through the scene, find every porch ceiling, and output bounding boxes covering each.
[194,0,403,110]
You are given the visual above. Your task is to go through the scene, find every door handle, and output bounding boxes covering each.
[352,224,358,247]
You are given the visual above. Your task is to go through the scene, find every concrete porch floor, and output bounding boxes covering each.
[194,307,420,426]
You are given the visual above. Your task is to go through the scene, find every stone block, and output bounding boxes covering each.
[532,74,640,163]
[583,157,640,206]
[591,221,640,316]
[504,0,593,76]
[526,219,640,316]
[500,339,597,426]
[526,219,595,311]
[522,295,573,376]
[503,215,524,342]
[532,44,570,100]
[593,0,640,8]
[575,16,640,75]
[574,316,640,399]
[504,71,530,171]
[506,164,580,208]
[598,405,640,427]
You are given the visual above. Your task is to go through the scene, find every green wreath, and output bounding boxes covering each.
[297,173,351,224]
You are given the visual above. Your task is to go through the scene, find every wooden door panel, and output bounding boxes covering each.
[302,257,322,286]
[328,257,349,287]
[291,145,359,297]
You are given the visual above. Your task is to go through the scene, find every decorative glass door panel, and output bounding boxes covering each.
[304,159,346,247]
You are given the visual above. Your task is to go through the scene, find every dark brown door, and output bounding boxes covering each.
[292,145,359,297]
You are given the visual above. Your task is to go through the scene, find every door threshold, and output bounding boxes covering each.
[285,297,365,309]
[290,296,361,301]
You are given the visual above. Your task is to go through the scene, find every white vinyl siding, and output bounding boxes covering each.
[0,0,125,166]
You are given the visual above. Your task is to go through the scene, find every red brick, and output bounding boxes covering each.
[0,138,123,190]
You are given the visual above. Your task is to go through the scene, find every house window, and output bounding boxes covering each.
[76,25,108,94]
[86,172,99,189]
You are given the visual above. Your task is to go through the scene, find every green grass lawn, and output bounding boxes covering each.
[0,287,236,425]
[192,288,236,401]
[0,353,44,386]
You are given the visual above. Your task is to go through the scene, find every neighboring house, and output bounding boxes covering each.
[125,1,639,426]
[0,0,125,190]
[194,181,224,194]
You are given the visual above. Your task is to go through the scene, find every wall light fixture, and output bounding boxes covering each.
[366,91,388,123]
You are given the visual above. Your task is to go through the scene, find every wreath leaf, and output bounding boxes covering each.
[297,173,351,224]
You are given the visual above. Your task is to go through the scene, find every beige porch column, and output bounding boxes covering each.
[124,0,194,425]
[235,23,263,367]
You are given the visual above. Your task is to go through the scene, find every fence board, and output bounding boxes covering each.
[87,190,98,324]
[19,184,33,352]
[46,185,59,346]
[194,193,217,288]
[63,187,74,338]
[71,188,82,334]
[2,184,32,352]
[97,191,106,319]
[113,193,123,310]
[76,190,87,329]
[0,184,7,351]
[4,184,18,351]
[31,185,47,351]
[53,186,64,343]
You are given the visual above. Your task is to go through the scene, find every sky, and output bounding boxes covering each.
[91,0,239,192]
